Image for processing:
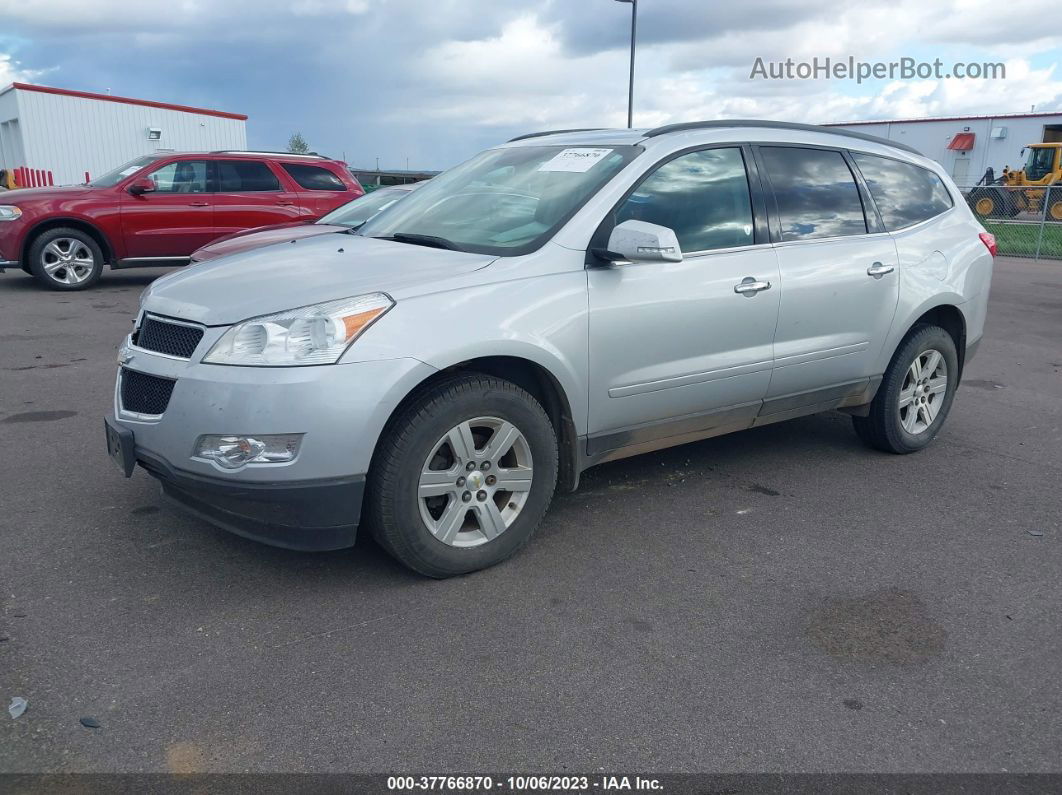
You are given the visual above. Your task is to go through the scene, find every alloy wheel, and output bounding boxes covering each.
[898,348,948,435]
[417,416,534,548]
[41,237,95,285]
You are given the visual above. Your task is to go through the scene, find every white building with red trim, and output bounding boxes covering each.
[0,82,247,186]
[826,111,1062,187]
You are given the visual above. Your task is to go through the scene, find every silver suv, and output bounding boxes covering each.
[105,121,994,577]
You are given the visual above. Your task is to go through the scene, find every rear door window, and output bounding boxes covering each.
[281,163,347,191]
[760,147,867,241]
[215,160,281,192]
[614,147,755,253]
[851,153,954,230]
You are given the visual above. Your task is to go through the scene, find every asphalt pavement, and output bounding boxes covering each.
[0,258,1059,773]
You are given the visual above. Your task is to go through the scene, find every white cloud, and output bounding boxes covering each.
[411,16,633,127]
[0,52,47,85]
[0,0,204,28]
[1,0,1061,165]
[291,0,371,17]
[924,0,1062,53]
[407,12,1062,135]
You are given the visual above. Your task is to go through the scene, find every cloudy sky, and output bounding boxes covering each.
[1,0,1059,170]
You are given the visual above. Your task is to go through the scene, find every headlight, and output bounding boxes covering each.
[203,293,393,366]
[0,206,22,222]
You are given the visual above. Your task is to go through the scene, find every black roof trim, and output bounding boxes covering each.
[507,128,605,142]
[643,119,923,156]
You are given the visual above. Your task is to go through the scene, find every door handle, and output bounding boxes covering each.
[275,200,295,206]
[187,201,209,207]
[734,277,772,296]
[867,262,895,277]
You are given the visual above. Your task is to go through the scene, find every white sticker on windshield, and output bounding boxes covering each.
[538,148,614,173]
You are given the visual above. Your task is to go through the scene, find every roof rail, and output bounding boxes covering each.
[507,128,605,142]
[643,119,922,156]
[210,150,325,158]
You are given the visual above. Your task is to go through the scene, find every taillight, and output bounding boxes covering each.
[979,231,997,257]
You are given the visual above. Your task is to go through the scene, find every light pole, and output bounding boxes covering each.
[615,0,637,128]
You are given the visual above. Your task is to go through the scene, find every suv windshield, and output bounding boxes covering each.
[1025,147,1057,181]
[358,144,641,255]
[88,155,162,187]
[319,186,413,229]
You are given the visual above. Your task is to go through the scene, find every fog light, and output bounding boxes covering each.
[194,434,302,469]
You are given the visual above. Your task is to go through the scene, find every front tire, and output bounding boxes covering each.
[969,188,1001,219]
[853,325,959,454]
[28,227,104,290]
[366,374,558,578]
[968,188,1017,219]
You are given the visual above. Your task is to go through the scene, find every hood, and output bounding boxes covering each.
[192,223,341,262]
[1,185,93,203]
[143,232,496,325]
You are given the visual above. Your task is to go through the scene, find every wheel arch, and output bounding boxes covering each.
[895,302,968,380]
[375,354,582,493]
[21,217,115,266]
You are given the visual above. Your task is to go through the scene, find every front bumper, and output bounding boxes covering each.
[108,331,436,549]
[140,448,364,551]
[0,221,24,271]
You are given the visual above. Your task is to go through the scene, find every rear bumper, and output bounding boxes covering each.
[137,449,364,551]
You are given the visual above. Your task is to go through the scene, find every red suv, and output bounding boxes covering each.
[0,151,362,290]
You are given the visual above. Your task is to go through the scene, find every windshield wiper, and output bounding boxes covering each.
[374,232,463,251]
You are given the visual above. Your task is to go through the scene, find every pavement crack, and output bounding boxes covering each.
[269,614,393,649]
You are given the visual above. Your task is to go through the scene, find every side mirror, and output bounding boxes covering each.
[128,177,156,196]
[598,220,682,264]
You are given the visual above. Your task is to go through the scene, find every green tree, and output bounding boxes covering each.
[287,132,310,154]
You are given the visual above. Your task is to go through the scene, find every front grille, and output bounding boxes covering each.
[133,316,204,359]
[120,369,176,416]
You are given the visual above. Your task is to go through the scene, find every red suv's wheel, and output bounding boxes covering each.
[28,227,105,291]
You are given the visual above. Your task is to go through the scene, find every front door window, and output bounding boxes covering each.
[147,160,209,194]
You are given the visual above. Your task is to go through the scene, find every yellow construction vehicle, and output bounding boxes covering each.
[967,143,1062,221]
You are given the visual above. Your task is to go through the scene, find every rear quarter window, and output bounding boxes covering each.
[282,163,347,191]
[852,153,954,230]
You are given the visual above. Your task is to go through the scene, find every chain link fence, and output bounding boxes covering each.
[959,184,1062,259]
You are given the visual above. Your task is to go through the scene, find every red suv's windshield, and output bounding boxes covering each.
[88,155,162,187]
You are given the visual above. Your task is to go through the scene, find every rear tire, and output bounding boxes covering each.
[853,325,959,454]
[366,373,558,578]
[28,227,104,290]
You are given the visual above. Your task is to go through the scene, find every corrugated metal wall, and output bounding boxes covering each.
[833,115,1062,186]
[0,89,24,174]
[8,88,247,185]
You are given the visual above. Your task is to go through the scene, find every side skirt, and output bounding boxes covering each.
[113,256,190,270]
[579,377,882,471]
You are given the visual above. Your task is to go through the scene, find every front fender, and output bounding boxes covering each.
[21,211,118,261]
[345,269,590,434]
